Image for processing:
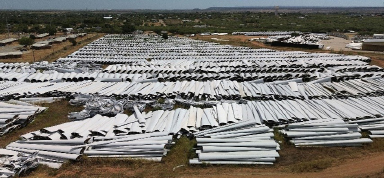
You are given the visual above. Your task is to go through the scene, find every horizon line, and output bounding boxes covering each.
[0,6,383,11]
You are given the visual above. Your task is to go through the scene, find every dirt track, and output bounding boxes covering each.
[182,152,384,178]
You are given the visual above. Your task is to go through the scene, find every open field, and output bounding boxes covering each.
[1,8,384,178]
[1,33,384,178]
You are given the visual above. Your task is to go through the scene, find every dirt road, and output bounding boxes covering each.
[181,152,384,178]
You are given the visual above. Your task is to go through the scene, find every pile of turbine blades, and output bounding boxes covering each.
[0,101,46,136]
[84,132,173,160]
[280,119,372,147]
[6,114,174,168]
[18,97,64,104]
[0,35,377,83]
[1,61,382,83]
[0,150,39,178]
[68,95,125,120]
[59,34,370,64]
[3,78,384,101]
[348,118,384,138]
[3,33,384,170]
[190,122,280,165]
[61,97,384,135]
[232,31,299,36]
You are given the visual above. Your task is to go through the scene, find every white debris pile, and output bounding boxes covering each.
[5,140,84,169]
[346,42,362,50]
[282,34,323,45]
[6,114,173,168]
[18,97,64,104]
[68,96,124,120]
[112,102,264,134]
[4,77,384,101]
[0,149,39,178]
[280,119,372,147]
[190,121,279,165]
[21,114,129,140]
[59,34,368,64]
[242,96,384,124]
[0,102,46,136]
[348,118,384,138]
[232,31,298,36]
[84,132,173,160]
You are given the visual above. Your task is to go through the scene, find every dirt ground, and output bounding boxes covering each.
[321,37,352,51]
[1,33,383,178]
[27,146,384,178]
[0,44,23,53]
[184,152,384,178]
[0,33,103,63]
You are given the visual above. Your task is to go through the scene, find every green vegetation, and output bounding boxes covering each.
[122,23,136,34]
[18,36,34,47]
[1,11,384,35]
[162,33,168,39]
[69,38,77,46]
[289,158,335,172]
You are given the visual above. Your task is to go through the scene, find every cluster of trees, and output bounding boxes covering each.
[139,12,384,35]
[1,11,384,35]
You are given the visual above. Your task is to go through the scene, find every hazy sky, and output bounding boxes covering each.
[2,0,383,10]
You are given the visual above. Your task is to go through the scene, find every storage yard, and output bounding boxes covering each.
[1,33,384,177]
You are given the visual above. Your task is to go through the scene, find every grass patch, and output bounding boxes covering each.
[273,127,288,146]
[162,136,197,166]
[158,98,165,104]
[365,138,384,152]
[289,158,335,172]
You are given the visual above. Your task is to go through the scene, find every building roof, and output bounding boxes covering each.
[363,39,384,43]
[0,38,17,44]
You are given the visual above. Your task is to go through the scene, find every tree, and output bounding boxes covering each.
[46,25,57,36]
[69,38,77,46]
[19,37,34,47]
[162,33,168,39]
[122,23,136,34]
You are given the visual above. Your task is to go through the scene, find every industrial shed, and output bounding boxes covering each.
[362,39,384,51]
[35,33,49,39]
[0,38,18,46]
[0,51,23,59]
[32,41,52,49]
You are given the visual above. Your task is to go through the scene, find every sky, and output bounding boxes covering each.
[1,0,383,10]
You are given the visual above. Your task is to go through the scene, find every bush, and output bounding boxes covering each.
[162,33,168,39]
[122,23,136,34]
[69,38,77,46]
[19,37,34,47]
